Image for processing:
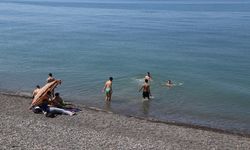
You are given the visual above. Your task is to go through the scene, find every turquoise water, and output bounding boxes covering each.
[0,0,250,133]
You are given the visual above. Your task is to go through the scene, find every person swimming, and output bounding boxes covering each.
[166,80,174,87]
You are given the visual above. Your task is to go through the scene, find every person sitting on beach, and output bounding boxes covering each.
[34,91,75,116]
[166,80,174,87]
[32,85,40,98]
[103,77,113,101]
[32,91,52,114]
[44,91,53,103]
[139,79,151,100]
[47,73,55,83]
[49,92,64,108]
[49,92,73,108]
[145,72,152,81]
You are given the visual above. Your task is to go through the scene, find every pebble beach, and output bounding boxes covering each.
[1,93,250,150]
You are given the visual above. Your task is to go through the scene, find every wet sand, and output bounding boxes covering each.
[0,93,250,150]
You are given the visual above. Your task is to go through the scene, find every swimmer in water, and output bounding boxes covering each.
[166,80,174,87]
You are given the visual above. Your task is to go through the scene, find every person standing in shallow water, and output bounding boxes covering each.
[139,79,151,100]
[46,73,56,96]
[103,77,113,101]
[47,73,55,83]
[145,72,152,81]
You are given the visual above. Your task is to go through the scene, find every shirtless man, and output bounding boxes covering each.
[139,79,151,100]
[47,73,56,96]
[47,73,55,83]
[32,85,40,98]
[103,77,113,101]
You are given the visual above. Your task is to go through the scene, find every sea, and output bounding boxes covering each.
[0,0,250,134]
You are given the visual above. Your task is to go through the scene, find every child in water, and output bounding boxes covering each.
[166,80,174,87]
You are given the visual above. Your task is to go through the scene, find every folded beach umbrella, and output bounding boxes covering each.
[31,80,61,107]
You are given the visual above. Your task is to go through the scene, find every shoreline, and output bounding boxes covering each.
[1,93,250,149]
[1,91,250,138]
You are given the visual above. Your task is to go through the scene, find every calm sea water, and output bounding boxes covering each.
[0,0,250,133]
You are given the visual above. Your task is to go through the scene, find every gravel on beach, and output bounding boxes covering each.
[1,93,250,150]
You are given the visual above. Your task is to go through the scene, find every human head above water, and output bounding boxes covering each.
[36,85,40,88]
[109,77,113,81]
[48,73,53,77]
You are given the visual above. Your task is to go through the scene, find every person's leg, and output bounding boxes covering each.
[146,92,150,100]
[142,92,146,99]
[107,93,110,101]
[107,90,112,101]
[105,93,108,101]
[105,89,109,101]
[49,107,75,116]
[109,91,112,101]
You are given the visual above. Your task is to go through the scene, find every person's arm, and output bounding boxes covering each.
[149,86,152,96]
[102,82,107,92]
[32,92,35,99]
[139,85,143,92]
[51,98,62,107]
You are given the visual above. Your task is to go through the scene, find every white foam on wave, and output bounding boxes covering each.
[135,78,144,83]
[178,82,184,86]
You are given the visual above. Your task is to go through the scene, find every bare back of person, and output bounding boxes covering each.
[33,88,40,98]
[103,77,113,101]
[47,77,55,83]
[142,83,150,92]
[139,79,151,100]
[47,73,55,83]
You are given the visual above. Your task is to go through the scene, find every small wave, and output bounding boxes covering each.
[135,78,144,83]
[0,90,32,98]
[178,82,184,86]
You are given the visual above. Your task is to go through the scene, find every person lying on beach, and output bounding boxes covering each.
[139,79,151,100]
[103,77,113,101]
[145,72,152,81]
[47,73,55,83]
[32,85,40,98]
[32,91,75,116]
